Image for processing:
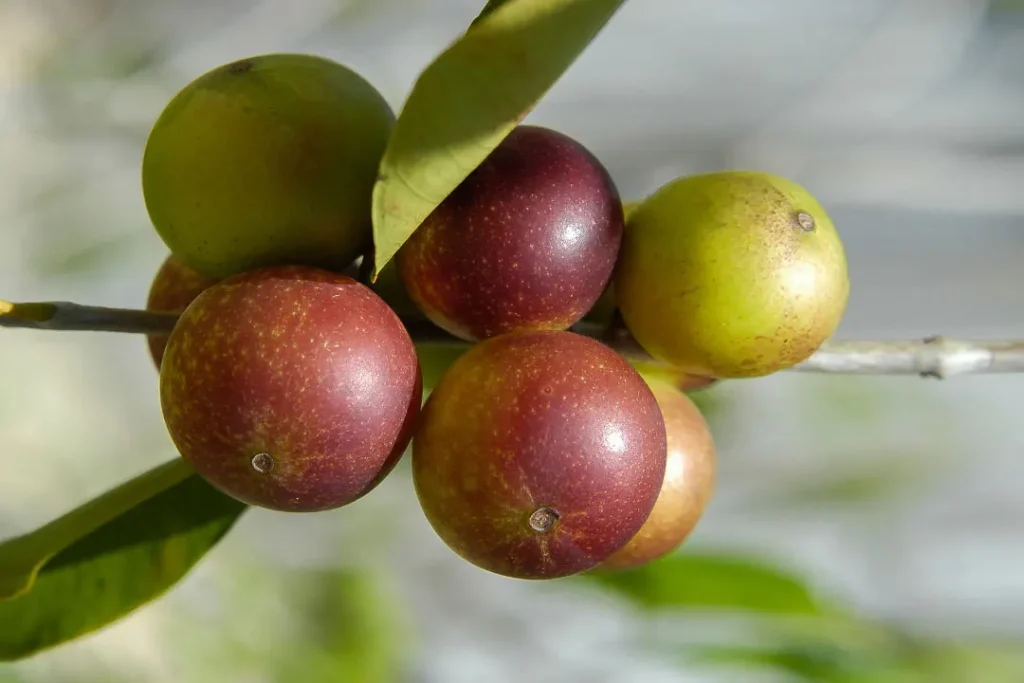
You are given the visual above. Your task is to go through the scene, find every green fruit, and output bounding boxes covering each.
[598,378,716,571]
[412,330,667,579]
[142,53,395,278]
[616,171,849,378]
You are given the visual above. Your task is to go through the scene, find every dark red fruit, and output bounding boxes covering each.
[396,125,624,341]
[145,254,219,368]
[160,265,422,512]
[412,330,666,579]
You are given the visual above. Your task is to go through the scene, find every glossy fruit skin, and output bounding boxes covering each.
[616,171,849,378]
[145,254,219,368]
[142,53,395,278]
[396,125,625,341]
[599,379,716,571]
[412,330,667,579]
[160,266,422,512]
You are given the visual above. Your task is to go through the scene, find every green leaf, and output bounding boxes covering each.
[470,0,513,26]
[584,553,828,615]
[0,459,191,599]
[0,459,247,661]
[371,0,627,276]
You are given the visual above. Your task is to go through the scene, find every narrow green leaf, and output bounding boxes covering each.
[0,460,247,661]
[470,0,512,27]
[584,553,827,615]
[371,0,627,276]
[0,459,192,599]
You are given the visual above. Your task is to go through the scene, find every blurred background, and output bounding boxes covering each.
[1,0,1023,681]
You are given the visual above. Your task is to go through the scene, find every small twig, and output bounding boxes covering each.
[0,300,178,334]
[3,298,1023,378]
[787,336,1024,379]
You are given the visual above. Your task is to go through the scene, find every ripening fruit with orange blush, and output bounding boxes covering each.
[598,378,716,571]
[145,254,219,368]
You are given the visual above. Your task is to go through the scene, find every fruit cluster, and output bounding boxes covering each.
[143,53,849,580]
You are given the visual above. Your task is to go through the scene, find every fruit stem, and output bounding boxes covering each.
[3,298,1024,378]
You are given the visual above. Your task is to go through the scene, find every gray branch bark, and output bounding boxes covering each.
[4,299,1023,378]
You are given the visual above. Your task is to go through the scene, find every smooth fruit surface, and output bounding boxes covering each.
[160,266,422,512]
[599,379,716,571]
[396,125,624,341]
[616,171,849,378]
[412,330,667,579]
[142,53,395,278]
[145,254,219,368]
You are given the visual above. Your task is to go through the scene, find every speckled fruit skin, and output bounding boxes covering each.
[159,266,422,512]
[598,379,716,571]
[142,53,395,278]
[616,171,849,379]
[396,125,625,342]
[412,330,667,579]
[145,254,220,368]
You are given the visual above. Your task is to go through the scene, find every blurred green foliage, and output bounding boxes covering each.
[271,570,407,683]
[694,629,1024,682]
[584,553,827,615]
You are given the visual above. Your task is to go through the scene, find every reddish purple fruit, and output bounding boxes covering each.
[412,330,667,579]
[145,254,220,368]
[160,265,422,512]
[396,125,625,341]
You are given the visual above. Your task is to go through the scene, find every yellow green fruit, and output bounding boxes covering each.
[142,53,395,278]
[616,171,849,378]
